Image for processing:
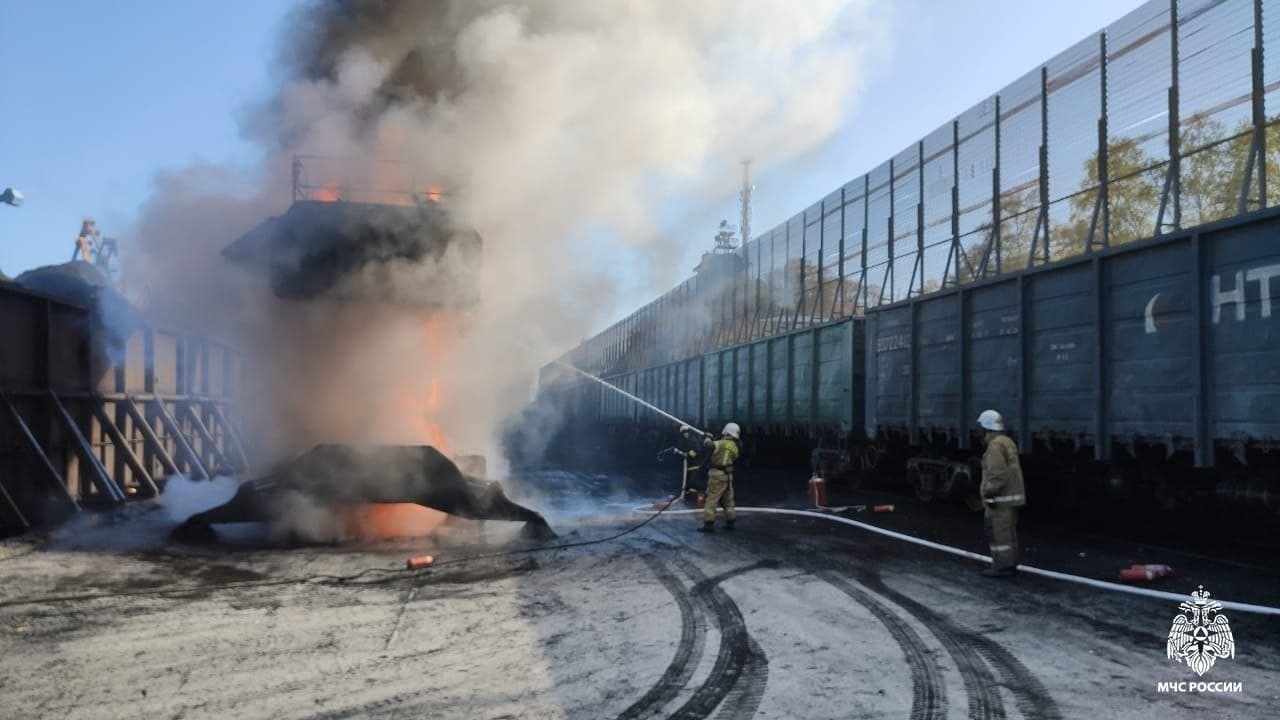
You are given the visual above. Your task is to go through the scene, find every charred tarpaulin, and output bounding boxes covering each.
[0,279,247,537]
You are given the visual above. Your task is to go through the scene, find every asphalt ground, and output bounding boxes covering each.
[0,470,1276,719]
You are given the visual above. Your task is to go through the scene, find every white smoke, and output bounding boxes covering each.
[161,475,240,524]
[124,0,887,469]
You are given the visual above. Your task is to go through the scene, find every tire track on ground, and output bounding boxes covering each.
[666,556,771,720]
[849,568,1006,720]
[809,567,947,720]
[614,555,709,720]
[739,529,1005,720]
[712,638,768,720]
[808,533,1061,720]
[968,633,1063,720]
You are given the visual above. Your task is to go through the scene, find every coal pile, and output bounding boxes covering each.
[14,260,143,337]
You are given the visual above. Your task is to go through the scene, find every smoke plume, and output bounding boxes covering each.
[124,0,883,470]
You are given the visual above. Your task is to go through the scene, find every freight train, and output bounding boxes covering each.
[536,207,1280,520]
[534,0,1280,524]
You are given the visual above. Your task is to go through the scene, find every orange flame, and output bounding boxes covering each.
[312,186,341,202]
[342,314,458,541]
[346,503,447,541]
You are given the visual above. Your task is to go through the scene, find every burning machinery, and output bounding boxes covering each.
[223,200,480,306]
[171,444,556,543]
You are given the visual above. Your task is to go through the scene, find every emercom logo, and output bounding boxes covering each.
[1157,586,1243,694]
[1156,681,1242,693]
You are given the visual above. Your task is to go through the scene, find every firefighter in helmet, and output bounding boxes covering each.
[677,425,705,500]
[698,422,741,533]
[977,409,1025,577]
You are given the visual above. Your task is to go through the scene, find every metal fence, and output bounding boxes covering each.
[563,0,1280,378]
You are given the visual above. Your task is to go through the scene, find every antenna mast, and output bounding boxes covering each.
[739,160,753,248]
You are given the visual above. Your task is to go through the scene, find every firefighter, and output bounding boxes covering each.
[74,218,98,263]
[678,425,705,499]
[977,409,1025,577]
[698,422,740,533]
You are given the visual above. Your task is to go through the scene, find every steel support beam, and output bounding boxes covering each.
[145,396,209,480]
[184,401,228,472]
[50,391,125,503]
[120,396,181,478]
[887,157,896,304]
[1096,32,1111,251]
[915,140,925,297]
[91,396,158,497]
[1239,10,1268,214]
[2,391,80,512]
[993,94,1002,275]
[1158,0,1181,234]
[945,120,965,287]
[0,471,29,529]
[835,186,846,319]
[1030,66,1051,268]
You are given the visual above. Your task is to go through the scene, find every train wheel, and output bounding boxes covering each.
[909,467,934,503]
[861,443,883,471]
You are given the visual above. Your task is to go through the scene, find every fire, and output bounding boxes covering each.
[312,186,341,202]
[346,503,447,541]
[343,314,458,541]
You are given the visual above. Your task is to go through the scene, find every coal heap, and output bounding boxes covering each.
[13,260,143,337]
[15,260,114,307]
[223,201,481,305]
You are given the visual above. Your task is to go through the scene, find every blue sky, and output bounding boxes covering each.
[0,1,295,275]
[1,1,1141,297]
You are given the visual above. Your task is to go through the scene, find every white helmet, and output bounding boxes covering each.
[721,422,741,440]
[679,425,692,434]
[977,410,1004,431]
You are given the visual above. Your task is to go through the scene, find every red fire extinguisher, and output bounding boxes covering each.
[809,475,827,508]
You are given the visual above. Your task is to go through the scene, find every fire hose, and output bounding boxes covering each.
[0,492,687,609]
[1,367,710,608]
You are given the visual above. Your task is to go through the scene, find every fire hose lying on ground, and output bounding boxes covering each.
[170,444,557,544]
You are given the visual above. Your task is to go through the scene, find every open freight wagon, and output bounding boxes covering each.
[865,207,1280,510]
[584,320,865,467]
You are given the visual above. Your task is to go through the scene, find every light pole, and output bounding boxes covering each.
[0,187,22,207]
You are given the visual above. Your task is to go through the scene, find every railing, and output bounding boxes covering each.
[292,154,445,206]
